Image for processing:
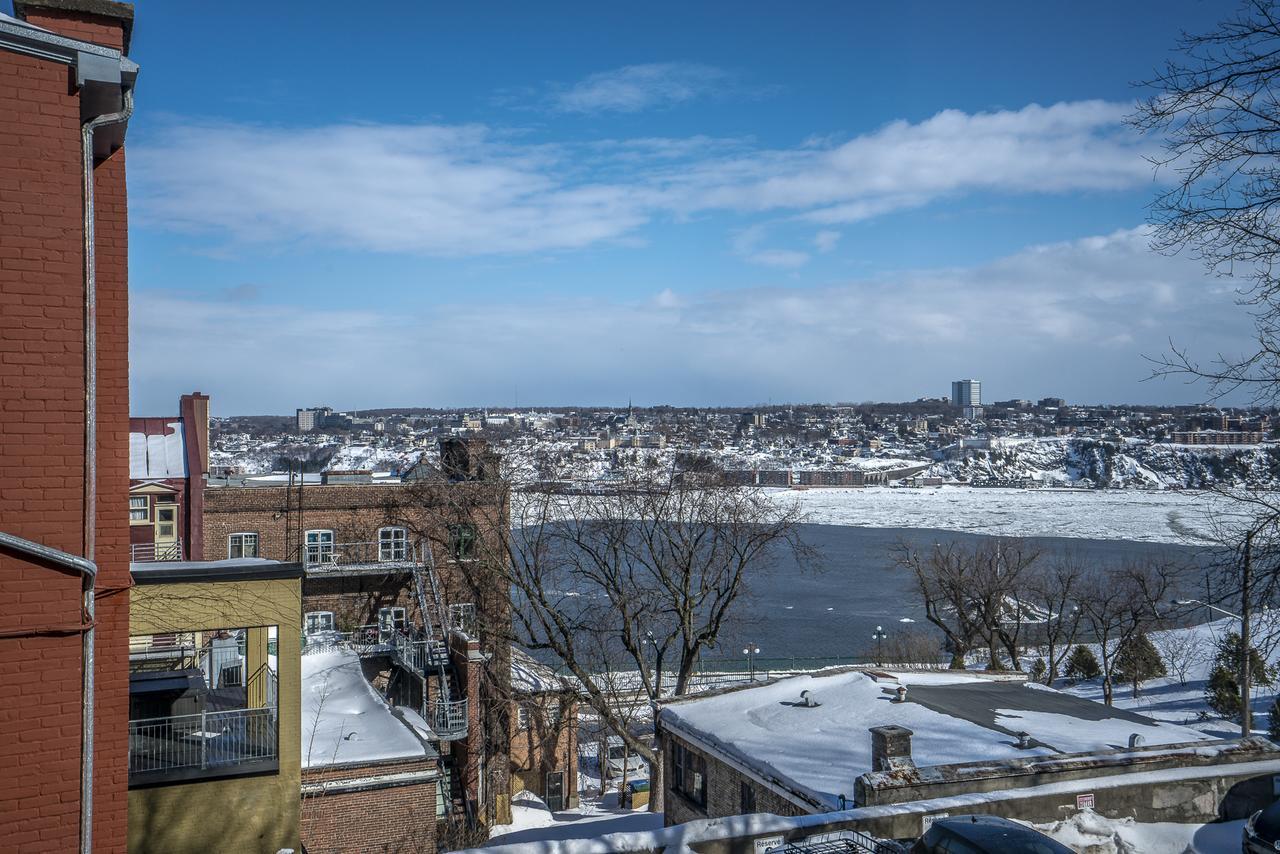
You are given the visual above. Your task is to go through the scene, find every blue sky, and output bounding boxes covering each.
[110,1,1249,414]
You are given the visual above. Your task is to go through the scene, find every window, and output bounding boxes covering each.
[378,526,408,561]
[228,532,259,559]
[547,703,562,728]
[671,742,706,807]
[305,611,335,636]
[305,529,335,565]
[155,506,176,538]
[129,496,149,523]
[740,780,756,814]
[449,523,477,559]
[516,705,530,731]
[377,606,406,634]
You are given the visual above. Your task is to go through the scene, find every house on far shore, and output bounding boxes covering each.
[657,667,1280,841]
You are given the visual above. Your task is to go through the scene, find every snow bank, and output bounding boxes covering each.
[1022,809,1246,854]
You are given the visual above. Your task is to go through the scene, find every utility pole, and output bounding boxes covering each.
[1241,530,1253,738]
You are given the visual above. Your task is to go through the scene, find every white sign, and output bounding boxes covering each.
[753,836,784,853]
[922,813,949,833]
[1076,793,1096,810]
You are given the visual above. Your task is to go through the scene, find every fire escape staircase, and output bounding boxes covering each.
[406,541,468,741]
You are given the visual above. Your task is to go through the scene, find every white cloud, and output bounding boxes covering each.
[747,249,810,268]
[813,230,841,252]
[131,227,1251,412]
[132,101,1156,257]
[555,62,732,113]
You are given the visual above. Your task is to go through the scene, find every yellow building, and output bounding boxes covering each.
[127,559,303,854]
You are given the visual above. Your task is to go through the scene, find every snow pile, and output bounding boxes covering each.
[322,443,423,474]
[1022,810,1245,853]
[301,649,430,768]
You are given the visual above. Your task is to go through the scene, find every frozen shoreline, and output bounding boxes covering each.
[772,485,1231,545]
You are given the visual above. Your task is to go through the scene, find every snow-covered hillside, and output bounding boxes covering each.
[931,438,1280,489]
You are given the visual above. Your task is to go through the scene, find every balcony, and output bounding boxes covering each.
[128,706,278,785]
[429,698,469,741]
[301,540,419,575]
[130,539,184,562]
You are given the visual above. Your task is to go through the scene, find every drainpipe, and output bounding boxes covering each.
[77,86,134,854]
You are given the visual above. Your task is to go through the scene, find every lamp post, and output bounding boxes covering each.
[743,644,761,682]
[872,625,888,666]
[1176,579,1253,738]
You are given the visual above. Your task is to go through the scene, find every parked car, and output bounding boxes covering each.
[1244,800,1280,853]
[600,735,648,781]
[909,815,1072,854]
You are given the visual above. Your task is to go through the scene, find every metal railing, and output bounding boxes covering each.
[130,539,183,562]
[394,633,450,674]
[430,698,469,740]
[128,706,277,779]
[302,540,415,570]
[448,602,476,635]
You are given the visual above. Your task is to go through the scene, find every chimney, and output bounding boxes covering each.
[13,0,135,53]
[180,392,210,476]
[870,725,914,773]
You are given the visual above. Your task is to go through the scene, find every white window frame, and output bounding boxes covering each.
[516,705,530,731]
[378,606,407,633]
[378,526,408,562]
[305,611,336,636]
[129,495,149,524]
[305,529,335,566]
[228,532,259,560]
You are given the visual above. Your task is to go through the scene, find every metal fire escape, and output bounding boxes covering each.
[408,540,468,740]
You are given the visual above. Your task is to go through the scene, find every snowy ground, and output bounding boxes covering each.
[1057,616,1277,739]
[485,746,661,849]
[1020,810,1245,854]
[779,486,1229,544]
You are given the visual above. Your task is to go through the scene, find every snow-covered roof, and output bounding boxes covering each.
[301,649,435,768]
[659,669,1211,811]
[511,647,573,694]
[129,421,187,479]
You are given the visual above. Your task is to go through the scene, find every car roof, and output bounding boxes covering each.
[929,815,1072,852]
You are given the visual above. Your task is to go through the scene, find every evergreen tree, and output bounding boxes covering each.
[1064,645,1101,681]
[1268,697,1280,744]
[1214,633,1273,688]
[1114,632,1167,697]
[1207,665,1242,720]
[1029,657,1048,685]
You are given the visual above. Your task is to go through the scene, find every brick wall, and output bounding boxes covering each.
[0,8,131,851]
[662,734,809,827]
[509,695,578,809]
[301,758,438,853]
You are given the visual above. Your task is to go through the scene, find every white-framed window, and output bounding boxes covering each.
[547,703,562,727]
[378,606,407,633]
[305,529,335,565]
[129,496,149,523]
[305,611,336,636]
[378,526,408,562]
[228,532,259,559]
[516,705,530,731]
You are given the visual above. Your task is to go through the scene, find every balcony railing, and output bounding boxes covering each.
[302,540,419,571]
[430,698,468,741]
[128,706,278,784]
[130,539,184,562]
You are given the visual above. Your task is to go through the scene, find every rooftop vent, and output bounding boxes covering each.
[1128,733,1145,749]
[799,690,819,708]
[1016,731,1032,749]
[894,685,908,703]
[870,725,915,773]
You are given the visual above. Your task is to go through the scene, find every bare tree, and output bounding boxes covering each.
[1022,555,1086,684]
[1077,558,1185,706]
[407,451,812,813]
[1154,625,1208,686]
[1133,0,1280,402]
[893,538,1040,671]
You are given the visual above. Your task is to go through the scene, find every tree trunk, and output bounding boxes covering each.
[1102,676,1113,707]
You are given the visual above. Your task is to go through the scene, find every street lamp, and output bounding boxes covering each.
[742,644,761,682]
[1173,592,1253,737]
[1173,599,1242,620]
[872,625,888,666]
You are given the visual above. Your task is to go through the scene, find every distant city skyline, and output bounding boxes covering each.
[121,2,1251,414]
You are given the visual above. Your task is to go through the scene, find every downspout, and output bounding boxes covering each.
[79,86,134,854]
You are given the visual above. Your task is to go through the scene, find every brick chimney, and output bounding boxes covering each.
[870,725,914,773]
[13,0,134,53]
[179,392,209,560]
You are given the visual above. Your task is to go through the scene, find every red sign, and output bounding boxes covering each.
[1076,793,1096,810]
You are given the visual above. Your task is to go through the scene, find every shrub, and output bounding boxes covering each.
[1064,645,1101,681]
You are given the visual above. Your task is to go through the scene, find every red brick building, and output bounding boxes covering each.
[128,392,210,561]
[0,1,138,851]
